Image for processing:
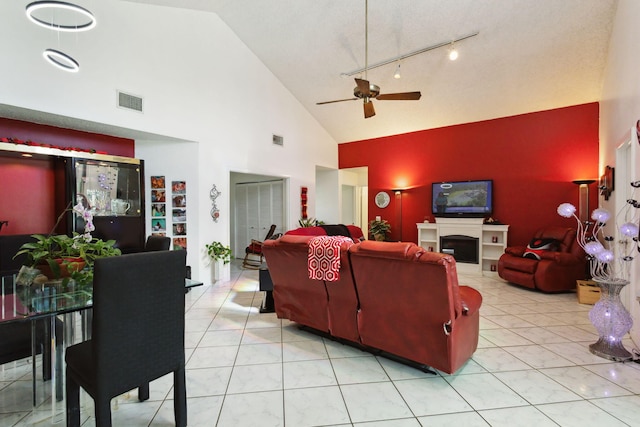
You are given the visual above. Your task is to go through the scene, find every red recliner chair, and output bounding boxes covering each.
[498,226,587,292]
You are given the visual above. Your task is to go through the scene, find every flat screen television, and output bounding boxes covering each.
[432,180,493,217]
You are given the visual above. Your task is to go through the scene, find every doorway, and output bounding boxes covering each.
[230,172,288,259]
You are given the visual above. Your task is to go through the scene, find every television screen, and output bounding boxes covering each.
[432,180,493,217]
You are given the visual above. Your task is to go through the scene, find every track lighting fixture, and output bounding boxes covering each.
[448,43,459,61]
[393,63,401,79]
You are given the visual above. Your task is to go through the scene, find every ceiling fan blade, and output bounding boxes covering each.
[363,100,375,118]
[376,91,422,101]
[316,98,358,105]
[355,78,371,97]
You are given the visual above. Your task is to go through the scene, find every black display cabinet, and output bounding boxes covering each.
[65,156,146,254]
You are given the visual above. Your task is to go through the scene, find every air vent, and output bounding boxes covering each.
[272,134,283,146]
[117,91,143,112]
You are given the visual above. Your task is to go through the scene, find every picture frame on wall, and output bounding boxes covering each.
[151,218,166,232]
[151,203,166,217]
[172,180,186,194]
[173,223,186,235]
[151,176,165,189]
[600,165,615,201]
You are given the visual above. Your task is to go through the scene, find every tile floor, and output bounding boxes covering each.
[1,260,640,426]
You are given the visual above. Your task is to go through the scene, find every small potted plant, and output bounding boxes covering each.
[368,219,391,241]
[205,241,232,282]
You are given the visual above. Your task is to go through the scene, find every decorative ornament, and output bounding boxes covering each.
[210,184,221,222]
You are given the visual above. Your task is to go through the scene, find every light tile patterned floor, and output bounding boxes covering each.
[1,260,640,426]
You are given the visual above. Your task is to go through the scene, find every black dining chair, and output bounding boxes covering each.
[144,235,171,251]
[65,250,187,427]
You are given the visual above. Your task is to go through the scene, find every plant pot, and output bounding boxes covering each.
[211,259,223,282]
[373,233,386,241]
[37,257,86,279]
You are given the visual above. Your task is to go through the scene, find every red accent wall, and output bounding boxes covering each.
[339,103,600,247]
[0,118,135,235]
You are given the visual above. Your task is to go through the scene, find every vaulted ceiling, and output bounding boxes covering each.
[3,1,618,144]
[130,0,616,143]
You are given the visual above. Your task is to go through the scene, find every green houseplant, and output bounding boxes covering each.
[204,241,232,264]
[14,200,121,286]
[298,217,325,227]
[205,241,232,282]
[368,219,391,241]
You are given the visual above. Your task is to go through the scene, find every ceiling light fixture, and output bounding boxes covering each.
[393,63,401,79]
[43,48,79,72]
[341,31,478,77]
[448,43,459,61]
[26,1,96,32]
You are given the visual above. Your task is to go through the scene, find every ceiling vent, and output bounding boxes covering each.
[117,91,143,112]
[272,134,284,146]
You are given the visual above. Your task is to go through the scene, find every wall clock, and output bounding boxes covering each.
[375,191,390,208]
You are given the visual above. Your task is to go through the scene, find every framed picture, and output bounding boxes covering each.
[151,190,166,203]
[151,218,166,232]
[172,209,187,222]
[173,223,186,235]
[172,195,186,207]
[600,165,615,201]
[151,176,165,189]
[151,203,166,217]
[173,237,187,250]
[172,180,186,194]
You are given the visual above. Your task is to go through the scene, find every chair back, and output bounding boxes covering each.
[144,235,171,251]
[264,224,277,240]
[91,250,186,398]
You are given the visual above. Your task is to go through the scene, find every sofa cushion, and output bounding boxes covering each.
[523,238,558,260]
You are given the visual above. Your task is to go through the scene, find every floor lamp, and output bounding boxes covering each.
[572,179,596,223]
[393,189,403,241]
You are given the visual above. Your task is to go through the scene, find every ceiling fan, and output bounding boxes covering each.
[316,0,422,118]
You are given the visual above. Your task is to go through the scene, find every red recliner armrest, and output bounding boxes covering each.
[537,251,582,265]
[458,286,482,317]
[504,246,526,257]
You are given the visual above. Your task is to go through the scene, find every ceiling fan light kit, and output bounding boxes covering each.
[318,0,476,118]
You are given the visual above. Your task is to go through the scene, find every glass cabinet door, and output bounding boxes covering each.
[74,159,142,217]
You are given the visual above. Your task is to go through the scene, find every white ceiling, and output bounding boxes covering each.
[6,1,618,144]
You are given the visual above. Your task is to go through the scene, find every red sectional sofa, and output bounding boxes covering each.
[262,235,482,374]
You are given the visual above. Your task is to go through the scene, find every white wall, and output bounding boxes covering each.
[0,3,338,283]
[316,169,340,224]
[599,0,640,346]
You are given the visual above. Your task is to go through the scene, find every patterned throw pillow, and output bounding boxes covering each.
[523,238,558,260]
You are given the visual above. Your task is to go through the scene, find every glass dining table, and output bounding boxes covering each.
[0,273,203,419]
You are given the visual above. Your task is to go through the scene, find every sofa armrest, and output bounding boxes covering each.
[504,246,526,257]
[538,251,582,265]
[458,286,482,317]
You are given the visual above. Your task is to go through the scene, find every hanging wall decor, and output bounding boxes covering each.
[210,184,221,222]
[171,180,188,250]
[150,176,166,236]
[301,186,308,219]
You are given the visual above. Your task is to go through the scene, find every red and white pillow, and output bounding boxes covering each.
[523,238,558,260]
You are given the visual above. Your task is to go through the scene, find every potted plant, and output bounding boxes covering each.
[368,219,391,241]
[205,241,232,282]
[14,200,121,288]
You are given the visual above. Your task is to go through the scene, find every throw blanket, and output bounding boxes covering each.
[308,235,353,281]
[320,224,352,238]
